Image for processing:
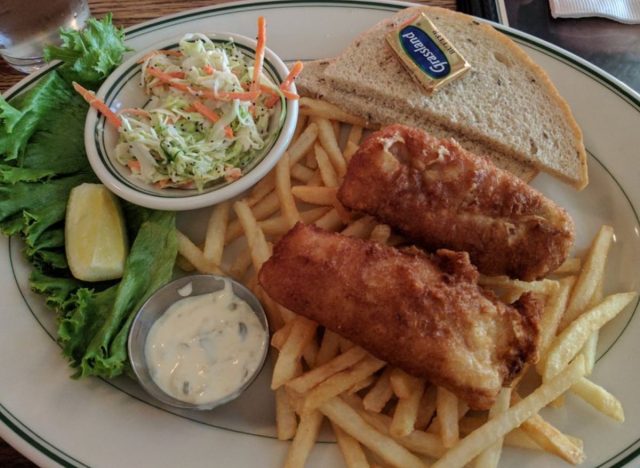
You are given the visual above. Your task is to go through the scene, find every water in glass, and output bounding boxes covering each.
[0,0,90,73]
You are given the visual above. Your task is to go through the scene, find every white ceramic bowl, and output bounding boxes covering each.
[128,275,269,411]
[84,32,298,211]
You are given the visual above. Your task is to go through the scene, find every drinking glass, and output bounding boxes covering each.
[0,0,90,73]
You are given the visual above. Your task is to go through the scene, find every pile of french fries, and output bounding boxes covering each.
[174,97,638,467]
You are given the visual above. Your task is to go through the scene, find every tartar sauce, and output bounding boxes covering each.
[145,280,266,406]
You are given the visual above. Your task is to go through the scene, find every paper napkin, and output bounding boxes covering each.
[549,0,640,24]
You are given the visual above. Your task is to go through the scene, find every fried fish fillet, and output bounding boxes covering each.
[259,223,541,410]
[338,125,575,280]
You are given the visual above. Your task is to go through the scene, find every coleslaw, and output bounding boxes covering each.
[114,33,285,191]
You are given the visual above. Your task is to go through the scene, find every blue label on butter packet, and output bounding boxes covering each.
[386,12,470,93]
[399,25,451,79]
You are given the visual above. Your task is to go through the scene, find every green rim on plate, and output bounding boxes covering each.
[2,1,640,467]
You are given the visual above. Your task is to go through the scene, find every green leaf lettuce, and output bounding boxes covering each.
[44,13,130,89]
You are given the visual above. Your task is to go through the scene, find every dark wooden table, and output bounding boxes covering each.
[1,0,637,465]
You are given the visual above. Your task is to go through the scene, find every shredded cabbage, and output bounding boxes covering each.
[115,34,282,191]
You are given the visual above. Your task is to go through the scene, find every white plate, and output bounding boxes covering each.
[1,1,639,467]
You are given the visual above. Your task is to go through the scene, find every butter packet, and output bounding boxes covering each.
[386,13,471,94]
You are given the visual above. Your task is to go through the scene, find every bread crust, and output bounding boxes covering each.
[297,59,540,182]
[421,7,587,189]
[317,6,588,189]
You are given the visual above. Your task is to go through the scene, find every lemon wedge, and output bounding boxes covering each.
[65,183,128,282]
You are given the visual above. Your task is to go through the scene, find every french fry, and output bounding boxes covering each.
[246,171,275,206]
[332,120,340,141]
[432,356,587,468]
[175,254,195,272]
[349,375,376,394]
[347,124,364,147]
[302,356,386,413]
[290,163,315,183]
[256,216,291,239]
[286,346,369,394]
[254,285,285,331]
[288,122,318,166]
[315,117,347,177]
[542,292,637,380]
[276,387,298,440]
[176,230,223,274]
[363,367,394,413]
[332,422,371,468]
[233,200,272,271]
[250,191,282,220]
[299,97,369,127]
[345,397,446,459]
[436,387,459,448]
[300,206,333,224]
[369,224,392,244]
[520,413,584,464]
[275,152,301,229]
[560,225,614,330]
[314,209,344,231]
[226,192,281,243]
[260,207,330,238]
[478,275,559,297]
[291,186,337,206]
[316,329,342,366]
[203,201,230,264]
[306,169,324,186]
[333,198,352,224]
[303,337,319,368]
[305,149,318,169]
[271,320,294,350]
[427,399,469,435]
[339,337,355,353]
[387,234,406,247]
[463,420,582,454]
[228,248,253,280]
[343,140,359,161]
[571,377,624,422]
[553,257,581,275]
[272,316,318,389]
[278,304,298,323]
[319,397,427,468]
[315,143,340,187]
[390,369,422,399]
[390,378,425,438]
[582,277,604,374]
[458,415,488,435]
[284,409,324,468]
[415,385,437,430]
[503,429,542,451]
[581,332,599,376]
[536,276,575,370]
[291,114,308,144]
[341,216,377,239]
[473,387,511,468]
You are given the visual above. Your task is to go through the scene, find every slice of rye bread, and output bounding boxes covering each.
[298,59,539,182]
[321,6,588,189]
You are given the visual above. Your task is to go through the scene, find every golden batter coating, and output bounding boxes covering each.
[259,223,541,410]
[337,125,575,280]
